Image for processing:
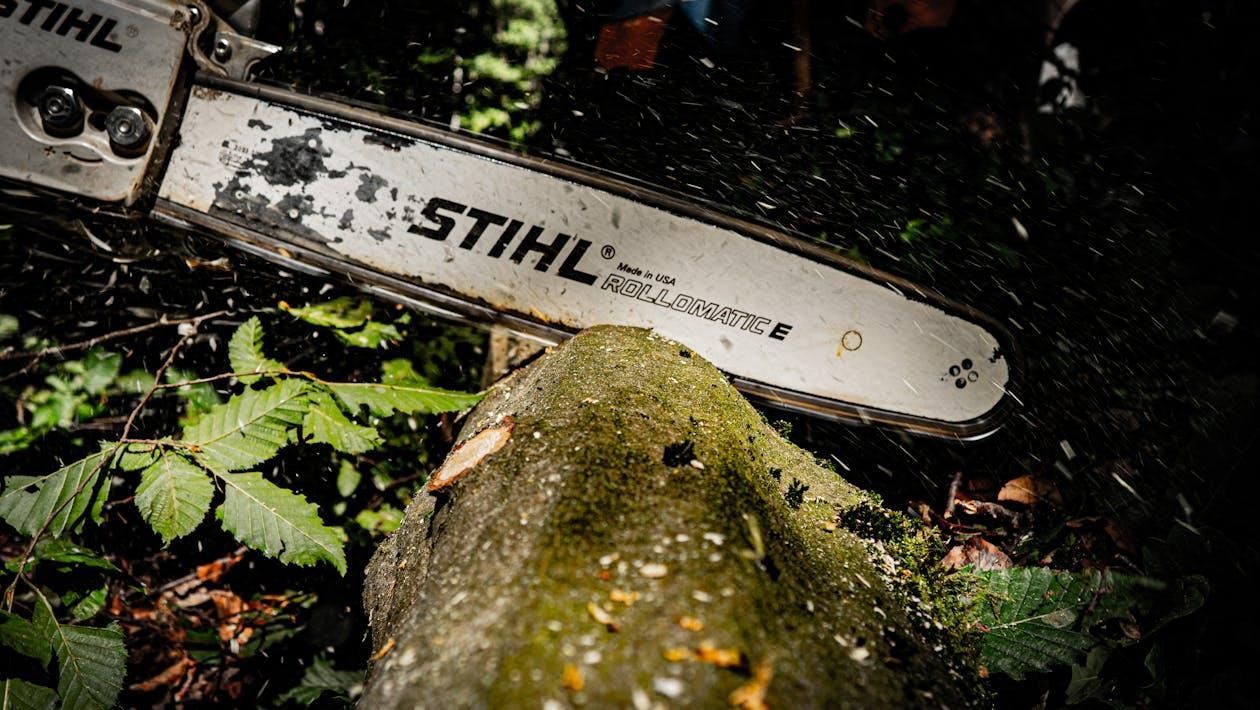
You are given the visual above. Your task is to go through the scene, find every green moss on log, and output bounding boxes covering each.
[363,326,982,707]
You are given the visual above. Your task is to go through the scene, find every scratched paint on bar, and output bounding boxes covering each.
[159,87,1010,425]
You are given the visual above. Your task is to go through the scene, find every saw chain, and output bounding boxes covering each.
[0,0,1018,438]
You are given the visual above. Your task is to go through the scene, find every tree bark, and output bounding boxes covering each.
[362,326,981,708]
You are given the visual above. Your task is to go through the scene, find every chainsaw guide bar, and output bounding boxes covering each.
[1,0,1018,438]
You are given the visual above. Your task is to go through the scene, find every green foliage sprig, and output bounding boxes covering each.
[0,314,481,708]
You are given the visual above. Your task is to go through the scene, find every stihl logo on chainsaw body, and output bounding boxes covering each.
[408,197,602,286]
[0,0,124,53]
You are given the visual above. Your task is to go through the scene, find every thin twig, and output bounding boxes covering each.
[154,369,291,389]
[944,471,963,519]
[0,310,228,363]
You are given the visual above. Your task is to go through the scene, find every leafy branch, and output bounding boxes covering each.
[1,312,481,708]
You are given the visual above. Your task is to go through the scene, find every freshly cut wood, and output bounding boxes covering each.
[363,326,981,707]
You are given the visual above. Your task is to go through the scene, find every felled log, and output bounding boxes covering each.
[362,326,980,708]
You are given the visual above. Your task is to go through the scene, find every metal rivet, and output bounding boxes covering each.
[214,36,233,62]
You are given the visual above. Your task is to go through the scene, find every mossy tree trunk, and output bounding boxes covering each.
[362,326,980,708]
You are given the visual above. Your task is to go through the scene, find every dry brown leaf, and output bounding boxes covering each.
[130,656,195,692]
[562,663,584,692]
[941,537,1012,571]
[196,549,245,583]
[208,590,247,643]
[997,475,1061,507]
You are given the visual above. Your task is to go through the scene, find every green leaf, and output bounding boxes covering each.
[0,450,111,537]
[112,443,159,473]
[228,316,285,384]
[134,454,214,544]
[183,380,309,472]
[282,297,372,329]
[276,655,363,705]
[62,585,108,622]
[29,540,117,573]
[327,381,481,417]
[1066,646,1114,705]
[976,567,1158,679]
[32,598,125,710]
[113,369,153,395]
[303,392,382,455]
[336,460,361,498]
[0,314,18,342]
[353,505,402,536]
[212,470,346,574]
[282,299,401,349]
[0,428,35,456]
[0,679,57,710]
[77,350,121,396]
[0,611,51,666]
[334,321,401,349]
[380,358,428,386]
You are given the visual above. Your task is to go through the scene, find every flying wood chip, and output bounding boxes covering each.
[427,417,515,493]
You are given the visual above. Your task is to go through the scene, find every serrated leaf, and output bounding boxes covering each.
[0,611,51,666]
[276,655,363,705]
[212,470,346,574]
[134,454,213,544]
[0,678,57,710]
[327,381,481,417]
[0,450,111,537]
[32,598,125,710]
[183,380,309,472]
[976,567,1157,679]
[228,316,285,384]
[303,392,382,455]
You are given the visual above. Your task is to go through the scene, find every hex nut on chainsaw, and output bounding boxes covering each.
[36,86,84,138]
[105,106,152,157]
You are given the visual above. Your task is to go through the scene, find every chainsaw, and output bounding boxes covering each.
[0,0,1017,439]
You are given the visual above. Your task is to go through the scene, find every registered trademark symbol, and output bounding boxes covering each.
[600,245,615,259]
[125,24,140,38]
